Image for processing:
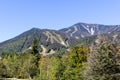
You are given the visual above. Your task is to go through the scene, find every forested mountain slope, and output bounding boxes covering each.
[0,22,120,54]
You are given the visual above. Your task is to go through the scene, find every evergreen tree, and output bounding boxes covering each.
[31,38,41,67]
[63,46,89,80]
[32,38,39,55]
[85,39,120,80]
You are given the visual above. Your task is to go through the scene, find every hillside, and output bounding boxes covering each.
[0,22,120,54]
[0,28,78,54]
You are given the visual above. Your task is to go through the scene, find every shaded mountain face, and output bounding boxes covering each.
[0,28,78,55]
[0,22,120,55]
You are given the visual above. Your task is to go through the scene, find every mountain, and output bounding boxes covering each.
[60,22,120,39]
[0,22,120,55]
[0,28,78,55]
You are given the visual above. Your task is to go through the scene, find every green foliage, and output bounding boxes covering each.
[38,56,50,80]
[69,46,88,67]
[0,53,37,79]
[0,38,26,53]
[2,36,120,80]
[62,46,89,80]
[32,38,39,55]
[85,40,120,80]
[31,38,41,68]
[49,57,65,80]
[0,45,89,80]
[78,36,97,46]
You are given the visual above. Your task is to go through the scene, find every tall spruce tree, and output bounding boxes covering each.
[32,38,39,55]
[31,38,41,67]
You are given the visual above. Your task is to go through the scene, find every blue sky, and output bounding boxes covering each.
[0,0,120,42]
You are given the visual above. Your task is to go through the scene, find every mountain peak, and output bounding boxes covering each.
[60,22,120,39]
[0,22,120,54]
[30,27,41,31]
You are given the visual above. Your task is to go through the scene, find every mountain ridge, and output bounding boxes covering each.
[0,22,120,54]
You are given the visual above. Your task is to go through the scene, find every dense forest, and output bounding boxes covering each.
[0,35,120,80]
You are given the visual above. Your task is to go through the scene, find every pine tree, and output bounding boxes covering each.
[32,38,39,55]
[31,38,41,67]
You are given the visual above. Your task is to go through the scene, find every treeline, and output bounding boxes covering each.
[0,36,120,80]
[0,46,89,80]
